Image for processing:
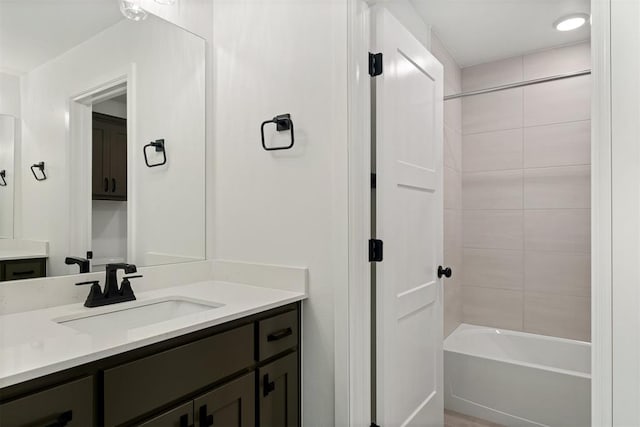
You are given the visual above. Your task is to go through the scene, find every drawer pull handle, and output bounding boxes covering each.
[263,373,276,397]
[45,410,73,427]
[12,270,35,276]
[180,414,194,427]
[198,405,213,427]
[267,327,293,342]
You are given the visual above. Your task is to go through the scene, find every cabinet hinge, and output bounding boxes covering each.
[369,239,383,262]
[371,173,377,189]
[369,52,383,77]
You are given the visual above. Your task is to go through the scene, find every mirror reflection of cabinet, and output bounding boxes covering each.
[92,112,127,201]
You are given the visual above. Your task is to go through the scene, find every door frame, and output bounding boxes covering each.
[68,67,137,270]
[591,0,612,425]
[345,1,615,426]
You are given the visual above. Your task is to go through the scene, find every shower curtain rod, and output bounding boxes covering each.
[444,69,592,101]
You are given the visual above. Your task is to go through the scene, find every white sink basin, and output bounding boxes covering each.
[55,297,223,334]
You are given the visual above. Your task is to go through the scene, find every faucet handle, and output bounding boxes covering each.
[122,275,143,280]
[75,280,100,286]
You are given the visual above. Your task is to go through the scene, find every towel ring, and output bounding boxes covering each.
[143,139,167,168]
[31,162,47,181]
[261,113,294,151]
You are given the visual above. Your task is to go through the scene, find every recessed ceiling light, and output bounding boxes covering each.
[554,13,589,32]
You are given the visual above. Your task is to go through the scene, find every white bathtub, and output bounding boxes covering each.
[444,324,590,427]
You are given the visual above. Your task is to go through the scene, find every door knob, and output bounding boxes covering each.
[438,266,452,279]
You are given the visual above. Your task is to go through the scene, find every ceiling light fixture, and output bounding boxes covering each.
[120,0,148,21]
[554,13,589,31]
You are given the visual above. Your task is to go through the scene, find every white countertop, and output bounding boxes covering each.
[0,280,305,389]
[0,250,47,261]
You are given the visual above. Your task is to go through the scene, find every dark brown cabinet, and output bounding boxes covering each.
[0,303,300,427]
[138,402,194,427]
[259,352,299,427]
[194,373,255,427]
[92,112,127,201]
[0,376,94,427]
[0,258,46,281]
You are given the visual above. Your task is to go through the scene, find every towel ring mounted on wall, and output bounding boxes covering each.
[0,170,6,186]
[30,162,47,181]
[143,139,167,168]
[261,113,294,151]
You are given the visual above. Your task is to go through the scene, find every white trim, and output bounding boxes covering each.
[68,67,136,267]
[591,0,612,425]
[347,0,372,426]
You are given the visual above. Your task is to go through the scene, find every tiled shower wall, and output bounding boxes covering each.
[431,35,463,337]
[460,42,591,341]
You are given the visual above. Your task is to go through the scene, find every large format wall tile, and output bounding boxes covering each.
[444,126,462,171]
[525,251,590,297]
[463,128,523,172]
[463,170,523,210]
[524,120,591,168]
[524,292,590,341]
[524,209,590,253]
[463,88,523,134]
[523,42,591,80]
[445,167,462,210]
[524,165,590,209]
[524,75,591,127]
[462,56,523,92]
[462,248,524,290]
[463,286,524,330]
[463,210,523,250]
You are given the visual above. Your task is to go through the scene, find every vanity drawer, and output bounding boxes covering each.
[2,258,46,281]
[104,324,254,427]
[0,376,94,427]
[258,310,298,361]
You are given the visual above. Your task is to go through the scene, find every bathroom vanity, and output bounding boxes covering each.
[0,274,305,427]
[0,303,299,426]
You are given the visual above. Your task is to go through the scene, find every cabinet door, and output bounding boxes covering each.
[109,124,127,200]
[92,123,108,197]
[0,376,94,427]
[138,402,194,427]
[258,352,298,427]
[194,373,255,427]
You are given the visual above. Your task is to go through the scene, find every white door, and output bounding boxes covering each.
[372,8,444,427]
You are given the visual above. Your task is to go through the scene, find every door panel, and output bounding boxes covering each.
[258,352,298,427]
[110,126,127,199]
[139,402,193,427]
[373,8,444,427]
[194,373,255,427]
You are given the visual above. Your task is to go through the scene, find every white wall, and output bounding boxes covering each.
[91,200,127,266]
[0,116,15,238]
[369,0,431,49]
[18,16,205,276]
[93,98,126,119]
[212,1,348,425]
[0,72,20,117]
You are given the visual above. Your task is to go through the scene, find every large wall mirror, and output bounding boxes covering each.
[0,1,206,281]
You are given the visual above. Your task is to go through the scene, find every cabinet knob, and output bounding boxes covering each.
[180,414,194,427]
[44,410,73,427]
[438,266,452,279]
[198,405,213,427]
[263,373,276,397]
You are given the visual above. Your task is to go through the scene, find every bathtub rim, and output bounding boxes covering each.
[444,323,591,380]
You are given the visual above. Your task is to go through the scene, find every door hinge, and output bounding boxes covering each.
[371,173,377,189]
[369,239,383,262]
[369,52,383,77]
